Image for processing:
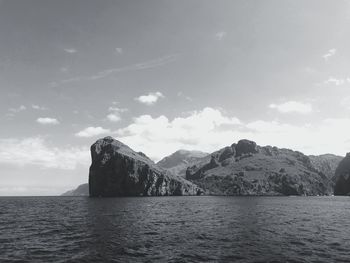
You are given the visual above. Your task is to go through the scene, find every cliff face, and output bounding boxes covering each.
[309,154,343,182]
[89,137,202,197]
[334,153,350,195]
[185,140,334,196]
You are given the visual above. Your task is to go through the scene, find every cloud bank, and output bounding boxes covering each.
[0,137,89,170]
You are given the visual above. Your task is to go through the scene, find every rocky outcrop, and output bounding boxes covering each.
[89,137,202,197]
[334,153,350,195]
[185,139,334,196]
[61,183,89,196]
[235,139,258,156]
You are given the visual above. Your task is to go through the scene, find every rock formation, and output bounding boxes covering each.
[89,137,202,197]
[309,154,343,182]
[334,153,350,195]
[185,139,335,196]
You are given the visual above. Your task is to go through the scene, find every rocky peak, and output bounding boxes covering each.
[89,137,202,197]
[235,139,259,156]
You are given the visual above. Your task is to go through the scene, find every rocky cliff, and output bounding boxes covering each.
[334,153,350,195]
[185,139,335,196]
[309,154,342,182]
[89,137,202,197]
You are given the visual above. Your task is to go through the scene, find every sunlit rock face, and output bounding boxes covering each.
[157,150,208,177]
[334,153,350,195]
[89,137,202,197]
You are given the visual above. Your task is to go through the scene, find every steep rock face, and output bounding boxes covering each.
[185,139,333,196]
[157,150,208,177]
[309,154,343,182]
[61,183,89,196]
[334,153,350,195]
[89,137,202,197]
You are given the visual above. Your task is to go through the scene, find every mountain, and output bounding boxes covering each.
[309,154,343,182]
[157,150,208,177]
[89,137,202,197]
[334,153,350,195]
[185,139,335,196]
[61,183,89,196]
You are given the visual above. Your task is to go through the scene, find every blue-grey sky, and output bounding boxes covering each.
[1,0,350,195]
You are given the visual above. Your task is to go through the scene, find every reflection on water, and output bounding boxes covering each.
[1,196,350,262]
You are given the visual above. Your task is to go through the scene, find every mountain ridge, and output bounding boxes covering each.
[62,137,343,196]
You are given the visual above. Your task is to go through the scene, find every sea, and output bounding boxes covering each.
[0,196,349,263]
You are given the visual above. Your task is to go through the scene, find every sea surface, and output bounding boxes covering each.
[0,196,350,263]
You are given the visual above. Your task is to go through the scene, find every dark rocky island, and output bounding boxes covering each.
[334,153,350,195]
[89,136,202,197]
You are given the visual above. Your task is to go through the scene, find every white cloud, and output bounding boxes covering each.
[215,31,227,40]
[106,113,121,122]
[135,92,164,105]
[269,101,313,114]
[75,126,111,138]
[322,48,336,61]
[324,77,346,86]
[115,47,123,54]
[64,48,77,54]
[0,137,89,170]
[105,106,127,122]
[115,107,241,160]
[113,107,350,160]
[36,117,60,125]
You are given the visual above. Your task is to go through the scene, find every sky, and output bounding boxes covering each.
[1,0,350,195]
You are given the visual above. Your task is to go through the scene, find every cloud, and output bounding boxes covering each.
[32,104,48,110]
[75,126,111,138]
[322,48,336,61]
[64,48,77,54]
[51,54,178,87]
[105,106,127,122]
[5,105,27,118]
[135,92,164,105]
[115,107,241,160]
[113,107,350,160]
[106,113,121,122]
[215,31,227,40]
[115,47,123,54]
[0,137,89,170]
[269,101,313,114]
[324,77,348,86]
[8,105,26,113]
[36,117,60,125]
